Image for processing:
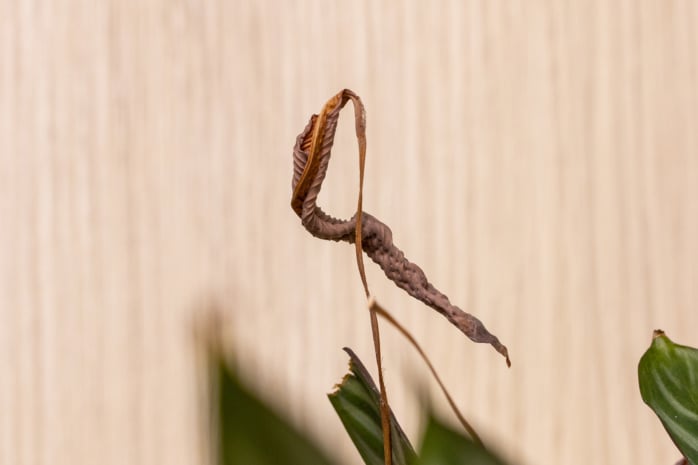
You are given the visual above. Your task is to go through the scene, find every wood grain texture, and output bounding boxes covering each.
[2,1,697,464]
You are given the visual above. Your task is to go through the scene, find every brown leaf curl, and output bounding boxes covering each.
[291,89,510,366]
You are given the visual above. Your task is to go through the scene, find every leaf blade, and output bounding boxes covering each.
[215,353,335,465]
[415,415,512,465]
[328,348,417,465]
[638,331,698,465]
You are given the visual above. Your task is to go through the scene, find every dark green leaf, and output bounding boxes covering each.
[415,415,511,465]
[328,348,417,465]
[215,353,335,465]
[638,330,698,465]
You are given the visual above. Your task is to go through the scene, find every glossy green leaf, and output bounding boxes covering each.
[328,348,417,465]
[638,330,698,465]
[215,353,335,465]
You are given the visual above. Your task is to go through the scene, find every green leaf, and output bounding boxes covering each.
[415,415,512,465]
[638,330,698,465]
[215,353,335,465]
[328,348,417,465]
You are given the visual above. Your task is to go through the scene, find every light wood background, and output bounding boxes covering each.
[2,1,698,464]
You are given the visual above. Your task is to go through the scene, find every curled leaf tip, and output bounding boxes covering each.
[652,329,666,339]
[292,90,510,362]
[493,343,510,367]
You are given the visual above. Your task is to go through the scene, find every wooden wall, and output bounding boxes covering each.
[2,1,697,464]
